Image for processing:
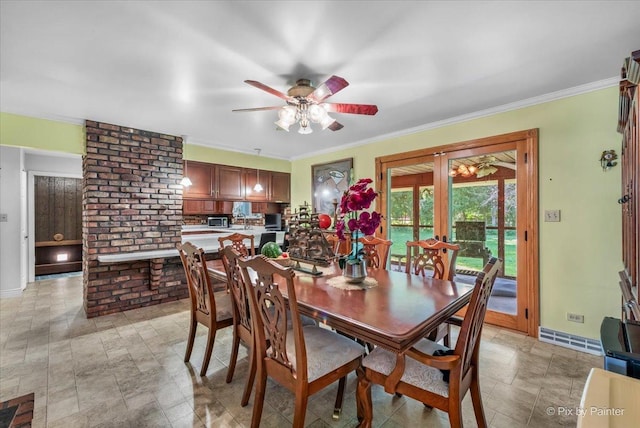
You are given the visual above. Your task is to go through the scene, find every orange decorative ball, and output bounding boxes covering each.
[318,213,332,229]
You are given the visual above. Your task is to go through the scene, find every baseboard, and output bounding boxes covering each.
[538,326,602,356]
[0,287,23,298]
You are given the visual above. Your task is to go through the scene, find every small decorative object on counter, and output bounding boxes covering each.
[317,213,332,229]
[335,178,382,283]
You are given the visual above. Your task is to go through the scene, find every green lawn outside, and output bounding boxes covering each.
[389,226,517,277]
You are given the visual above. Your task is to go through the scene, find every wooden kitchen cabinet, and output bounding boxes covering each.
[244,169,270,202]
[183,161,214,198]
[183,199,234,215]
[184,161,244,200]
[270,171,290,202]
[216,165,244,200]
[183,199,217,215]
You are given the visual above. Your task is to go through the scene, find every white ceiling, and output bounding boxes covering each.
[2,1,639,160]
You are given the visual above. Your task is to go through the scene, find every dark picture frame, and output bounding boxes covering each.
[311,157,353,215]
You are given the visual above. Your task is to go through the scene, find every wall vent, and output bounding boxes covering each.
[538,327,602,356]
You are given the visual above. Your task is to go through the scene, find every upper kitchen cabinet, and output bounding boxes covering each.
[244,168,270,202]
[182,161,213,198]
[216,165,244,200]
[270,171,290,202]
[183,161,245,200]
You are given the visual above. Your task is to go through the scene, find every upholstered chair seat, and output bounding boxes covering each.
[273,326,365,382]
[363,339,450,397]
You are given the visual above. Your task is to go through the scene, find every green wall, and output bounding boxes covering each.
[0,112,85,153]
[291,86,623,340]
[0,113,290,172]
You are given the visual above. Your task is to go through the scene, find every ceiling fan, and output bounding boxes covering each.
[232,75,378,134]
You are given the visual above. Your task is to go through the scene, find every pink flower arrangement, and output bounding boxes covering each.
[335,178,382,259]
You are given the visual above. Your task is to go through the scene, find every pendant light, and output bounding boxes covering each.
[253,148,263,192]
[180,136,192,187]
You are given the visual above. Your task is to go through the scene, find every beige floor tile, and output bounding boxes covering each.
[0,275,607,427]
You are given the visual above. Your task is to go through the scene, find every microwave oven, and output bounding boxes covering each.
[208,216,228,228]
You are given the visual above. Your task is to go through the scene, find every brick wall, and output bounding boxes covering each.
[83,120,188,317]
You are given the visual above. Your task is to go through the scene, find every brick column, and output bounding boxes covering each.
[83,121,187,317]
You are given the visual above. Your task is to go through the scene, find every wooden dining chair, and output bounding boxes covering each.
[177,242,234,377]
[406,238,461,346]
[219,246,255,406]
[324,232,351,256]
[218,232,256,256]
[405,238,460,280]
[238,255,365,428]
[358,235,393,270]
[220,245,319,407]
[356,257,502,428]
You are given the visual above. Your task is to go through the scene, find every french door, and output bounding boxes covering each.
[376,130,538,335]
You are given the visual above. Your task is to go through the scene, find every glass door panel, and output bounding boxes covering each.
[387,160,435,270]
[448,150,519,318]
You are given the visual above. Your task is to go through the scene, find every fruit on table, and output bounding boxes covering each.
[261,241,283,258]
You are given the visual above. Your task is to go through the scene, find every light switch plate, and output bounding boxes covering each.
[544,209,560,222]
[0,213,7,222]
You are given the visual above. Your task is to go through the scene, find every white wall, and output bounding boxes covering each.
[0,146,25,296]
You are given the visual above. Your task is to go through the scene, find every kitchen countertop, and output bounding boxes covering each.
[96,226,285,263]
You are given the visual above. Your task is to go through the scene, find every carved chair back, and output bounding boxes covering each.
[405,238,460,280]
[454,257,501,379]
[220,246,252,335]
[218,233,255,257]
[178,242,216,323]
[358,235,393,270]
[239,255,308,381]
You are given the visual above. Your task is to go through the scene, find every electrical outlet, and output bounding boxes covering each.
[544,209,560,222]
[567,313,584,323]
[0,213,7,222]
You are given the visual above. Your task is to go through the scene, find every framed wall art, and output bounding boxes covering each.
[311,157,353,216]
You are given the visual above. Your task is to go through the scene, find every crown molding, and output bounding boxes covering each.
[290,76,620,161]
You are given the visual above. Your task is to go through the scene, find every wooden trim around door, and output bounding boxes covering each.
[376,129,539,337]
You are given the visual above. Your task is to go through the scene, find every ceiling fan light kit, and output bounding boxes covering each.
[233,75,378,134]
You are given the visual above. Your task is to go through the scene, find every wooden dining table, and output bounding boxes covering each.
[281,262,475,353]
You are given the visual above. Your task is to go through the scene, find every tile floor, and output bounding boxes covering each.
[0,275,602,427]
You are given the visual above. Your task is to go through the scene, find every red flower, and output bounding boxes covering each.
[335,178,382,249]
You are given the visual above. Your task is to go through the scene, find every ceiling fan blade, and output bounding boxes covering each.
[328,121,344,131]
[324,103,378,115]
[307,75,349,103]
[492,161,517,170]
[244,80,292,102]
[232,106,282,112]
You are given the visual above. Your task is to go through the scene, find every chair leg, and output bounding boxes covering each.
[199,327,216,377]
[251,368,267,428]
[292,392,309,428]
[184,317,197,363]
[470,375,488,428]
[333,376,346,420]
[241,342,256,407]
[448,399,463,428]
[226,328,240,383]
[356,366,373,428]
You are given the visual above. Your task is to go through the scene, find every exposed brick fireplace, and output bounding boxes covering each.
[83,120,187,317]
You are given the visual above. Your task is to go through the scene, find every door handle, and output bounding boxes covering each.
[435,235,439,241]
[442,235,447,252]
